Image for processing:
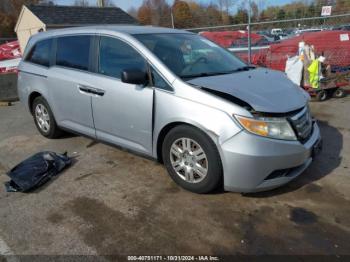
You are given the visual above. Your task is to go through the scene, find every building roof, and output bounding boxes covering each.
[26,5,138,27]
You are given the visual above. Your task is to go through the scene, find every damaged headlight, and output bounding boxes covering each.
[234,115,297,141]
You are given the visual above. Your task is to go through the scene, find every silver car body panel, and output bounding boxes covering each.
[221,122,320,192]
[88,74,154,155]
[18,25,321,192]
[48,66,96,138]
[187,68,308,113]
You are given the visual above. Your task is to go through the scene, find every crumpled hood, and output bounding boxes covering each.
[187,68,308,113]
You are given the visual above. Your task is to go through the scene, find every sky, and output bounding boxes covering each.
[55,0,294,13]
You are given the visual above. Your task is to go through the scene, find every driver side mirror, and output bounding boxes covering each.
[121,69,148,85]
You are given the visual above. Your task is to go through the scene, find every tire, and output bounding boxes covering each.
[32,96,62,138]
[333,88,346,98]
[162,125,223,193]
[316,90,328,101]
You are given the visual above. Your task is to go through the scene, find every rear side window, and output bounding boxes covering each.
[26,39,52,67]
[98,36,146,79]
[56,35,91,71]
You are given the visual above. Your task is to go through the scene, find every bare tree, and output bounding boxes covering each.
[251,1,259,21]
[96,0,115,7]
[74,0,89,6]
[218,0,235,14]
[0,0,40,37]
[39,0,56,5]
[218,0,236,24]
[257,0,266,12]
[137,0,171,27]
[128,6,138,18]
[0,0,12,13]
[103,0,115,7]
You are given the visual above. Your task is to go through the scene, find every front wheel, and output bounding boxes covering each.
[316,90,328,101]
[162,125,223,193]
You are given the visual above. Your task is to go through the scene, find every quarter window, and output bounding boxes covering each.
[26,39,52,67]
[98,36,146,79]
[151,68,172,91]
[56,35,91,71]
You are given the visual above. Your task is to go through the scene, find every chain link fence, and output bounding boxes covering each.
[185,13,350,75]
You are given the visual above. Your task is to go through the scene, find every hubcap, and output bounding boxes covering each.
[35,104,50,133]
[335,89,343,97]
[170,138,208,183]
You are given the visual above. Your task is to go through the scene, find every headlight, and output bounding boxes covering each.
[234,115,297,140]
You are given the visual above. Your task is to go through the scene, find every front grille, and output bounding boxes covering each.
[288,106,313,143]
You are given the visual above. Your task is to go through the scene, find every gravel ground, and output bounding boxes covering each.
[0,97,349,257]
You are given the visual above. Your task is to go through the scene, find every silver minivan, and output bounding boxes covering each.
[18,26,322,193]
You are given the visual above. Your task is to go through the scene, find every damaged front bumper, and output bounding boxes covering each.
[220,121,321,193]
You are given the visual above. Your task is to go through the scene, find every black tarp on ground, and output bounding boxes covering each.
[4,151,71,192]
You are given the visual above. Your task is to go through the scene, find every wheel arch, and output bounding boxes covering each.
[155,121,220,163]
[28,91,43,115]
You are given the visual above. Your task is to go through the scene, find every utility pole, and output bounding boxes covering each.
[247,0,252,64]
[171,6,175,28]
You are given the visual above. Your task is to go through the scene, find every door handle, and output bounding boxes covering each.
[78,85,91,94]
[92,88,105,96]
[78,84,105,96]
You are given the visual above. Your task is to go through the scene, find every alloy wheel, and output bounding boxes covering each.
[35,104,50,133]
[169,137,208,183]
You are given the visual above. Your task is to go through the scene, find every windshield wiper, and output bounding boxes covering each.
[182,71,237,79]
[233,66,256,72]
[231,66,256,72]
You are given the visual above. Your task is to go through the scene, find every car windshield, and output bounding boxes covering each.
[134,33,248,79]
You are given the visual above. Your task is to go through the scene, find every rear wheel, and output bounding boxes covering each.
[32,96,62,138]
[162,125,222,193]
[333,88,346,98]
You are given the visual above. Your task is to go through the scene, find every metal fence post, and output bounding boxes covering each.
[247,0,252,64]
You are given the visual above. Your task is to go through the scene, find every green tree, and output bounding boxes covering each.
[307,3,315,17]
[234,5,248,24]
[295,8,302,19]
[277,8,286,20]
